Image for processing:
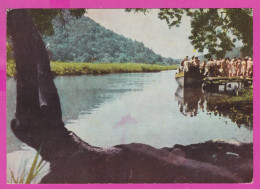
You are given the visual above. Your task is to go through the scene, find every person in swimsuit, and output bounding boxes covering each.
[241,57,248,78]
[221,58,228,77]
[247,57,253,78]
[236,58,242,77]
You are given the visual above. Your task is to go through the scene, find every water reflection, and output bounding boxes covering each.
[7,73,151,152]
[204,92,253,128]
[53,73,149,122]
[175,87,203,117]
[175,86,253,129]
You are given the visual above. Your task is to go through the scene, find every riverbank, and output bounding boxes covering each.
[6,60,177,77]
[206,87,253,127]
[7,139,253,183]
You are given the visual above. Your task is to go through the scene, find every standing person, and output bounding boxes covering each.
[226,57,232,77]
[236,58,242,77]
[194,57,200,67]
[221,58,228,77]
[190,56,195,69]
[187,56,195,72]
[207,58,214,77]
[211,58,216,77]
[180,56,188,72]
[231,57,237,77]
[204,60,210,76]
[215,58,221,77]
[219,58,224,76]
[179,60,184,72]
[183,56,190,72]
[241,57,248,78]
[247,57,253,78]
[200,61,207,75]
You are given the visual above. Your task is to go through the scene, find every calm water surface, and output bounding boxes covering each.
[7,70,253,153]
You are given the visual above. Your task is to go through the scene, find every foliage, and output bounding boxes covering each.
[126,9,253,58]
[43,11,177,65]
[9,148,47,184]
[7,9,86,37]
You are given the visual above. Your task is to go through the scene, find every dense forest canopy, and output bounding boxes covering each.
[43,11,177,65]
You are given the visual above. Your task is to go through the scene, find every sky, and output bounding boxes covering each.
[86,9,204,59]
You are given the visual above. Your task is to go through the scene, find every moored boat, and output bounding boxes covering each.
[175,66,204,88]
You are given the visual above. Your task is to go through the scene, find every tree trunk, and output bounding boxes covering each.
[7,9,82,162]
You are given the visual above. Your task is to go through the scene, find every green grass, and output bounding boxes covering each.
[228,87,253,103]
[51,62,177,75]
[211,87,253,104]
[7,61,177,77]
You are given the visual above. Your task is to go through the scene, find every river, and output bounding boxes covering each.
[6,70,253,183]
[7,70,253,152]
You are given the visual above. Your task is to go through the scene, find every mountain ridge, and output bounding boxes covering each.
[43,13,179,65]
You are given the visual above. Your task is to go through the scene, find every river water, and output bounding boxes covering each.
[7,70,253,153]
[6,70,253,183]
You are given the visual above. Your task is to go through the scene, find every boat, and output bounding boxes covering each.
[175,66,204,88]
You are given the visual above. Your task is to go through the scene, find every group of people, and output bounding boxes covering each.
[179,56,253,78]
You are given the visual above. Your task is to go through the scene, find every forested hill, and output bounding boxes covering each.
[43,13,178,65]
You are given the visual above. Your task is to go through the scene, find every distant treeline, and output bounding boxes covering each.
[43,12,178,65]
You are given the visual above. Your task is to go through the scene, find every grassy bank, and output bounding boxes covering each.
[207,87,253,127]
[210,87,253,104]
[7,61,177,77]
[228,88,253,103]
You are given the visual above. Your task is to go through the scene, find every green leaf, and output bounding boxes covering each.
[25,148,41,184]
[19,167,26,184]
[36,158,44,171]
[31,161,47,180]
[10,169,18,184]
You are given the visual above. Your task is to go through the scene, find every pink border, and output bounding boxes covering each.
[0,0,259,188]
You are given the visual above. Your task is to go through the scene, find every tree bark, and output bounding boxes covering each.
[7,9,77,161]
